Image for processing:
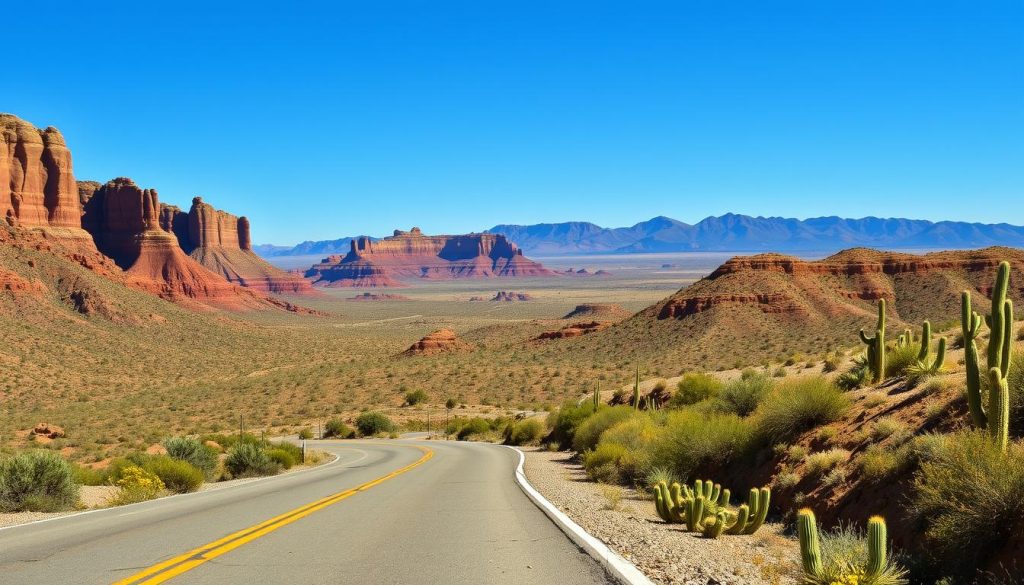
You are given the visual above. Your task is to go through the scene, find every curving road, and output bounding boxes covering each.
[0,440,614,584]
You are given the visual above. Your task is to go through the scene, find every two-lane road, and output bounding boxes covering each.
[0,441,614,584]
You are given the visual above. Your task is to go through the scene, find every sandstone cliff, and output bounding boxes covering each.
[403,328,474,356]
[176,197,313,294]
[1,114,95,244]
[305,227,554,287]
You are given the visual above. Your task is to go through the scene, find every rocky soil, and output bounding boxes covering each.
[523,448,800,585]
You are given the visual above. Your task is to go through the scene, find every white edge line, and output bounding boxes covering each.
[0,448,350,533]
[504,446,656,585]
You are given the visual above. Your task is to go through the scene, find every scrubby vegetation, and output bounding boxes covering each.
[0,450,79,512]
[355,411,396,436]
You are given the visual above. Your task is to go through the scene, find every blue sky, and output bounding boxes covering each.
[4,1,1021,245]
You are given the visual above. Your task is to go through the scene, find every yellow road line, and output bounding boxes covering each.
[112,446,433,585]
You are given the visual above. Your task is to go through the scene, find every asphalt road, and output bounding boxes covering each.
[0,441,615,584]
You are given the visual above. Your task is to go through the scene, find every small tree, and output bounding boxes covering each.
[404,389,429,406]
[356,412,396,436]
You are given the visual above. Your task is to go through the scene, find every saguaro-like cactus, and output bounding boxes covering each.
[866,516,888,577]
[797,509,823,577]
[593,385,600,410]
[859,299,887,383]
[633,364,641,410]
[916,320,946,372]
[963,261,1014,440]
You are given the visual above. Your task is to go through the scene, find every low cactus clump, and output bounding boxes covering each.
[797,509,907,585]
[653,479,770,538]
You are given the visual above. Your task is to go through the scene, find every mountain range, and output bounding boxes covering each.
[256,214,1024,257]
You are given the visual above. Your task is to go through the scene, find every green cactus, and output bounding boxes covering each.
[866,515,888,577]
[725,504,750,535]
[963,261,1014,439]
[914,320,947,373]
[686,495,705,532]
[859,299,887,383]
[797,508,823,577]
[744,487,770,535]
[702,510,727,539]
[593,385,600,410]
[896,329,913,348]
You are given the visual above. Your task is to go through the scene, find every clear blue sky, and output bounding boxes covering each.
[4,1,1021,245]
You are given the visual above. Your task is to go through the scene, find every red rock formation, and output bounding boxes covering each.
[563,303,632,320]
[305,227,554,287]
[178,197,313,294]
[537,321,611,339]
[492,291,533,301]
[1,114,95,244]
[82,178,274,309]
[347,292,411,301]
[403,328,474,356]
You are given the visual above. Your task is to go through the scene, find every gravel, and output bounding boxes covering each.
[523,448,801,585]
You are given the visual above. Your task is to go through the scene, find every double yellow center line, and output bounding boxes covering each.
[113,446,433,585]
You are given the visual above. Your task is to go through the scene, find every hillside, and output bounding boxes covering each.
[551,247,1024,373]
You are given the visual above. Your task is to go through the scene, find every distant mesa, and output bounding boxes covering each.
[403,328,474,356]
[537,320,611,339]
[563,303,632,320]
[491,291,533,302]
[560,267,611,277]
[304,227,555,287]
[347,292,411,301]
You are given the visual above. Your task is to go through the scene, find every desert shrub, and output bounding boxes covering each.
[772,367,788,378]
[72,463,109,486]
[886,343,921,378]
[545,400,597,449]
[669,373,723,407]
[199,432,261,451]
[774,470,801,490]
[644,467,681,492]
[457,417,491,440]
[0,451,79,512]
[715,373,772,416]
[503,419,544,446]
[572,406,635,453]
[144,456,203,493]
[266,448,297,470]
[1006,348,1024,435]
[836,355,870,391]
[271,440,303,462]
[595,415,662,484]
[164,436,219,480]
[404,389,428,406]
[650,410,754,480]
[112,465,164,505]
[225,443,280,478]
[863,392,887,408]
[324,418,354,439]
[822,354,841,373]
[583,443,627,484]
[857,444,912,483]
[870,417,906,443]
[804,448,849,477]
[355,411,395,436]
[810,523,907,585]
[787,444,808,461]
[913,431,1024,575]
[298,428,314,440]
[754,377,849,444]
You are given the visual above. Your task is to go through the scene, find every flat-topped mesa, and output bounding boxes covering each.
[0,114,94,243]
[180,197,313,294]
[306,227,554,287]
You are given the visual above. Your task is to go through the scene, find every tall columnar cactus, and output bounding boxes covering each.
[797,509,823,577]
[915,320,946,372]
[963,261,1014,438]
[593,385,600,410]
[866,516,888,576]
[859,299,887,383]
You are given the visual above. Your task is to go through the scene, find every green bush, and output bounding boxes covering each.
[572,406,635,453]
[545,400,597,449]
[669,373,723,407]
[144,456,204,493]
[225,443,280,478]
[404,389,429,406]
[1006,348,1024,435]
[324,418,354,439]
[355,411,396,436]
[583,443,628,484]
[504,419,544,446]
[72,463,109,486]
[163,436,219,480]
[715,374,772,416]
[297,428,314,440]
[457,417,491,440]
[913,431,1024,576]
[886,343,921,378]
[754,376,849,444]
[0,451,79,512]
[266,448,297,470]
[112,465,164,505]
[650,410,754,481]
[271,440,303,462]
[594,415,661,484]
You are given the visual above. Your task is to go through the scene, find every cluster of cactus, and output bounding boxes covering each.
[859,299,887,383]
[797,509,907,585]
[653,479,770,539]
[913,320,946,373]
[963,261,1014,451]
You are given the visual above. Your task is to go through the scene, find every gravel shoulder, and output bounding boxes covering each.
[523,448,801,585]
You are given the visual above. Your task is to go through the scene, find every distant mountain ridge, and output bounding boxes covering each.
[256,214,1024,257]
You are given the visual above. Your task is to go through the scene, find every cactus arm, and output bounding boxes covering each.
[1002,299,1014,379]
[989,367,1010,452]
[686,496,705,532]
[726,504,750,535]
[720,488,730,508]
[918,321,931,362]
[988,262,1010,371]
[743,487,771,535]
[963,291,988,428]
[933,337,946,371]
[797,509,823,578]
[703,510,727,539]
[866,516,888,577]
